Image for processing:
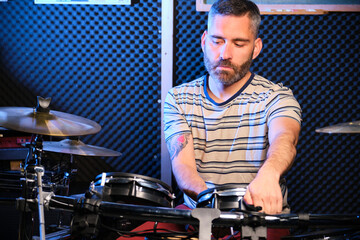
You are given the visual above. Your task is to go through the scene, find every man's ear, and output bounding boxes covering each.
[201,30,207,52]
[252,38,263,60]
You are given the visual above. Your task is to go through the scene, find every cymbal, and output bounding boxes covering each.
[0,107,101,136]
[43,139,121,157]
[315,121,360,134]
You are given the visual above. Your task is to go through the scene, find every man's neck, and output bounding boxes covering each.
[207,72,251,103]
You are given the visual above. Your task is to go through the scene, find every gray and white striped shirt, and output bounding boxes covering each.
[164,73,301,208]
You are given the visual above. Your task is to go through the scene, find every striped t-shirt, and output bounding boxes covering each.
[164,73,301,207]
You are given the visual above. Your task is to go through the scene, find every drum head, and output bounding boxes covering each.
[91,172,174,208]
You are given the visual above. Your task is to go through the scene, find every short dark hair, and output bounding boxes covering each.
[209,0,261,37]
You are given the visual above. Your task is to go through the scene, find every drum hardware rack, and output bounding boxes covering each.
[16,193,360,240]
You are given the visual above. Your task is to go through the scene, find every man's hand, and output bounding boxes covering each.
[243,166,283,214]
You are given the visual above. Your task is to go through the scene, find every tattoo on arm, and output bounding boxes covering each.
[167,133,190,160]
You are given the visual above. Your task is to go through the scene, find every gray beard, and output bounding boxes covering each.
[203,52,253,86]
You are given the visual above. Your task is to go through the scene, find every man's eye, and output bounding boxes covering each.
[235,43,244,47]
[212,39,222,45]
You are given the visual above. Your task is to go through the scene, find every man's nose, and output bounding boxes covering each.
[220,43,232,60]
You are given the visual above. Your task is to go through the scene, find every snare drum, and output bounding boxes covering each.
[89,172,175,208]
[197,180,289,212]
[196,184,247,211]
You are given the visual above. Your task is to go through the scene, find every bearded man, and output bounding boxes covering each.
[164,0,301,220]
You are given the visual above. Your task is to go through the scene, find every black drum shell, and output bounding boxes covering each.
[91,172,174,208]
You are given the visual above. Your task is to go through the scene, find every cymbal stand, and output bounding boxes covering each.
[20,134,52,240]
[35,165,46,240]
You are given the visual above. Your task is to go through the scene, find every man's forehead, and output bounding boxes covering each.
[208,14,251,26]
[207,14,254,39]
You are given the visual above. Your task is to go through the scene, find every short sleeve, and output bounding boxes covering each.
[163,89,192,142]
[266,84,302,125]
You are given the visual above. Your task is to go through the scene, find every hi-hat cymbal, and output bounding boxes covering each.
[0,107,101,136]
[43,139,121,157]
[315,121,360,134]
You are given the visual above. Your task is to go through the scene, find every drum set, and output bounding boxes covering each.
[0,97,360,240]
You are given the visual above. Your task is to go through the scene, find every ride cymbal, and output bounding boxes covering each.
[315,120,360,134]
[43,139,121,157]
[0,107,101,136]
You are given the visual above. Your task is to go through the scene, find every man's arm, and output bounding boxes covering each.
[243,117,301,214]
[167,133,207,201]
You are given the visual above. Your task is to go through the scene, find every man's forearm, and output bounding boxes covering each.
[167,133,207,201]
[244,118,300,214]
[172,161,207,200]
[260,131,298,179]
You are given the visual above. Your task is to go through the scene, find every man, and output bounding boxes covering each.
[164,0,301,218]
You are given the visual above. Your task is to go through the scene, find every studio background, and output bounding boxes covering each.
[0,0,359,238]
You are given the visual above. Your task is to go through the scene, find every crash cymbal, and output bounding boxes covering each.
[43,139,121,157]
[0,107,101,136]
[315,121,360,134]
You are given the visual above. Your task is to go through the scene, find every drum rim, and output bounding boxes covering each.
[197,184,247,200]
[94,172,173,192]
